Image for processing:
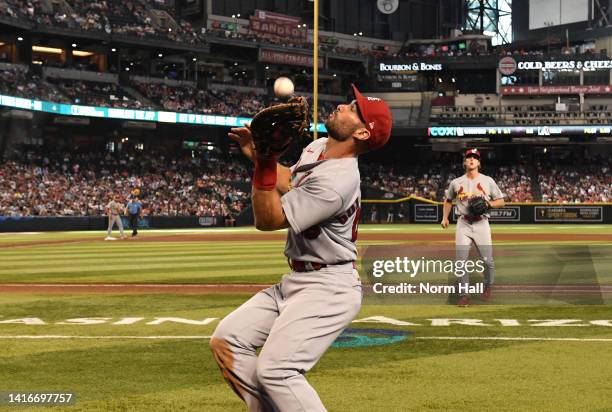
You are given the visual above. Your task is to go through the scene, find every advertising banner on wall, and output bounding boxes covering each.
[414,204,439,222]
[250,10,307,42]
[534,206,603,222]
[259,49,325,68]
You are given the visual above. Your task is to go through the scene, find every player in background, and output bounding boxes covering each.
[105,194,126,240]
[210,85,392,412]
[441,149,505,306]
[125,196,142,237]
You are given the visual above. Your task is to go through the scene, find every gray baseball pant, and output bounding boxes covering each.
[107,215,124,237]
[210,264,362,412]
[455,216,495,293]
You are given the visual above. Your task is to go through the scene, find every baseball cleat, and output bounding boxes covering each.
[481,285,492,301]
[457,296,470,307]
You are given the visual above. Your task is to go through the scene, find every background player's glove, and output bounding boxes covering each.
[467,196,490,216]
[249,96,310,159]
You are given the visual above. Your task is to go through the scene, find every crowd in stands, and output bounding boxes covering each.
[49,78,152,109]
[0,67,66,103]
[0,150,250,219]
[133,81,265,116]
[361,164,444,200]
[362,157,610,204]
[1,146,610,219]
[537,162,611,203]
[0,0,205,44]
[0,65,338,118]
[396,42,609,59]
[208,26,377,57]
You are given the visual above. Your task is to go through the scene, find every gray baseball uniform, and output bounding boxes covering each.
[106,200,125,237]
[211,138,362,412]
[445,173,504,292]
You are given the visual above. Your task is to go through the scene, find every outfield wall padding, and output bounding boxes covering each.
[0,215,227,232]
[362,200,612,224]
[1,203,610,232]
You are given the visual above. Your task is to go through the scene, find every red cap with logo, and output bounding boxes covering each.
[465,148,481,158]
[352,84,393,150]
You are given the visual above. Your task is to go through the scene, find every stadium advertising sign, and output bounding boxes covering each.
[259,49,325,68]
[501,85,612,95]
[428,125,612,138]
[489,207,521,222]
[498,56,518,75]
[500,58,612,72]
[376,73,422,91]
[377,62,443,72]
[535,206,603,222]
[414,204,439,222]
[250,10,307,42]
[0,94,328,132]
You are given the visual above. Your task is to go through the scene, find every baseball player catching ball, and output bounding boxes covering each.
[210,85,392,411]
[441,149,505,306]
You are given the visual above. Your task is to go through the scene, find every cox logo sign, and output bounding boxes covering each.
[428,127,463,137]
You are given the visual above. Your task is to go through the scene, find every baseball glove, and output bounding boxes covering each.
[467,196,490,216]
[250,96,310,159]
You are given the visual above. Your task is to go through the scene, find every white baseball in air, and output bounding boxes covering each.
[274,76,294,97]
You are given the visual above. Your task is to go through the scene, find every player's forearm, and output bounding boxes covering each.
[442,201,452,219]
[489,199,505,208]
[276,164,291,194]
[252,188,288,231]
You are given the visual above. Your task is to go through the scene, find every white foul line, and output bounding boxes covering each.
[0,335,611,342]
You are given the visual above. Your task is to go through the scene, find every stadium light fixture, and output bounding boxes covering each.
[73,50,94,57]
[125,67,130,71]
[17,37,23,41]
[158,53,163,58]
[32,46,62,54]
[72,43,77,48]
[111,48,116,52]
[193,57,197,61]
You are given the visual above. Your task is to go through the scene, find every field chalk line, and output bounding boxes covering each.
[0,335,611,342]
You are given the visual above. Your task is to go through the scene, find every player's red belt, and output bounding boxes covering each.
[289,260,354,272]
[461,215,485,223]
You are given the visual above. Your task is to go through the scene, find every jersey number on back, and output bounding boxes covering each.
[337,199,360,243]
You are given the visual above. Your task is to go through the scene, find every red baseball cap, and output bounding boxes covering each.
[352,84,393,150]
[465,148,481,158]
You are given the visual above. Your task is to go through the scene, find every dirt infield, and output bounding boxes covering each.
[1,283,611,295]
[1,231,610,249]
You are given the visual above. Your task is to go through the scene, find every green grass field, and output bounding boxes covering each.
[0,224,611,411]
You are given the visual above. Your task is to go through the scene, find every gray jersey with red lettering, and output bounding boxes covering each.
[445,173,504,217]
[281,138,360,263]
